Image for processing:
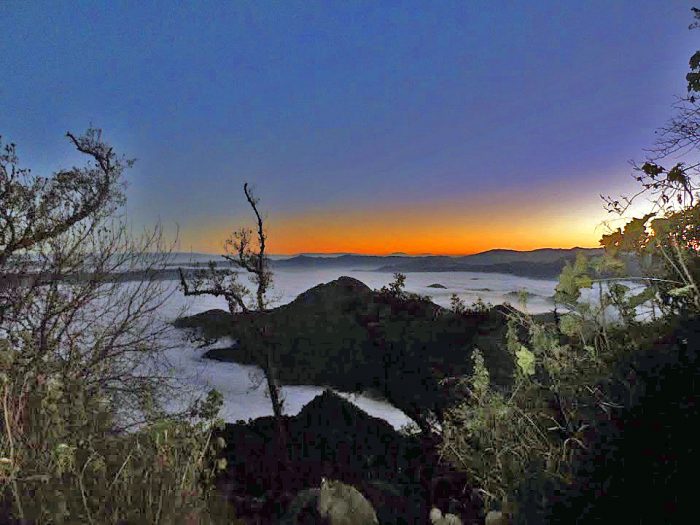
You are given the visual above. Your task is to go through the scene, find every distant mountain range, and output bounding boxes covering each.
[16,248,607,283]
[272,247,604,278]
[166,247,609,278]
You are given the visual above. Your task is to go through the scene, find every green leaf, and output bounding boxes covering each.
[555,254,592,303]
[559,314,581,337]
[516,346,536,376]
[669,285,694,297]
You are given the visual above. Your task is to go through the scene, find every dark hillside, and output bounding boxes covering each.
[270,247,608,278]
[217,389,481,524]
[175,276,514,429]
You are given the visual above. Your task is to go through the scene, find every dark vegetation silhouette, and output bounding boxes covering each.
[3,7,700,525]
[435,10,700,524]
[545,315,699,524]
[0,130,236,522]
[178,182,294,499]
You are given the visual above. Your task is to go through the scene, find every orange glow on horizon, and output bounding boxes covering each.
[177,191,616,256]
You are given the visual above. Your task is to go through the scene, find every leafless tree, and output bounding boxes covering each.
[1,129,182,431]
[179,183,286,449]
[0,130,231,523]
[603,10,700,216]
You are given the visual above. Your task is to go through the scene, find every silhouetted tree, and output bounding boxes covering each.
[179,183,287,456]
[604,7,700,215]
[0,129,231,522]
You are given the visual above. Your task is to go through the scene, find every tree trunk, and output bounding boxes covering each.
[265,346,284,422]
[260,325,289,476]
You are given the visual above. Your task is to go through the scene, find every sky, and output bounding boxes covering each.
[1,1,698,255]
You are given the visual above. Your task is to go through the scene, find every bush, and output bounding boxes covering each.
[0,130,236,523]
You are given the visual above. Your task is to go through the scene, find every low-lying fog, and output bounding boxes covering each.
[155,266,560,429]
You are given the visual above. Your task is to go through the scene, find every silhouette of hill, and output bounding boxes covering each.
[175,276,514,430]
[272,247,605,278]
[217,389,479,524]
[28,247,611,283]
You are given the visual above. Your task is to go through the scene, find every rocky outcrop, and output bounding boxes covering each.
[216,390,480,524]
[317,478,379,524]
[430,507,463,524]
[281,478,389,524]
[484,510,509,525]
[177,276,514,428]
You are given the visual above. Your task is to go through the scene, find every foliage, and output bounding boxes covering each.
[0,131,233,523]
[554,253,593,305]
[439,218,697,517]
[600,207,700,313]
[379,272,433,304]
[442,315,586,511]
[450,293,466,315]
[439,265,679,518]
[448,292,492,315]
[468,297,492,314]
[3,383,232,524]
[546,315,700,524]
[381,272,407,297]
[440,11,700,522]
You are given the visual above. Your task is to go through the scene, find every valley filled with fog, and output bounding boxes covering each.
[156,262,560,429]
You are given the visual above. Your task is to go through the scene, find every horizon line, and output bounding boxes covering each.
[174,245,602,258]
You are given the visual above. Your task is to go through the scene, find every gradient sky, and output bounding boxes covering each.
[1,1,698,254]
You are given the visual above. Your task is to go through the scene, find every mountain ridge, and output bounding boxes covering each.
[272,247,604,278]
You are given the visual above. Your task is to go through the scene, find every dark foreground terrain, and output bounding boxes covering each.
[215,389,482,524]
[177,277,700,524]
[207,317,700,524]
[176,276,510,522]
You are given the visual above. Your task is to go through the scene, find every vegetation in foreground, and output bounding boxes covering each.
[2,8,700,525]
[437,12,700,522]
[0,130,236,523]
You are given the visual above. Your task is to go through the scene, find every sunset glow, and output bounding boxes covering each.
[179,188,617,255]
[2,2,696,256]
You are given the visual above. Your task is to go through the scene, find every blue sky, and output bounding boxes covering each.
[1,1,698,253]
